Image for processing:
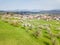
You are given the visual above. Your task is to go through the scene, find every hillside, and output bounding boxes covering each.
[0,18,60,45]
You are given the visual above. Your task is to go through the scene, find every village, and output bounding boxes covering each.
[1,13,60,21]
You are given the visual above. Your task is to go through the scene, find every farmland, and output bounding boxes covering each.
[0,14,60,45]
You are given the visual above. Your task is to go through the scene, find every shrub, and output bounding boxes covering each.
[51,38,59,45]
[43,41,49,45]
[0,15,1,19]
[33,29,42,38]
[9,20,19,27]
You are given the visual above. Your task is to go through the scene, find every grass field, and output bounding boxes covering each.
[0,18,60,45]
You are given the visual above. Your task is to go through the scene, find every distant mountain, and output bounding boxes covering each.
[40,10,60,14]
[15,10,60,15]
[0,9,60,15]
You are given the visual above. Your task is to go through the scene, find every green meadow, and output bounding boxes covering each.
[0,18,60,45]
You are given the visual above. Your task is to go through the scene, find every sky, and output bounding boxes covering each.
[0,0,60,10]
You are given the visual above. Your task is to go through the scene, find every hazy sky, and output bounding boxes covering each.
[0,0,60,10]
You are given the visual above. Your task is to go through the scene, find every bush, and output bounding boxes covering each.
[0,15,1,19]
[33,29,42,38]
[9,20,19,27]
